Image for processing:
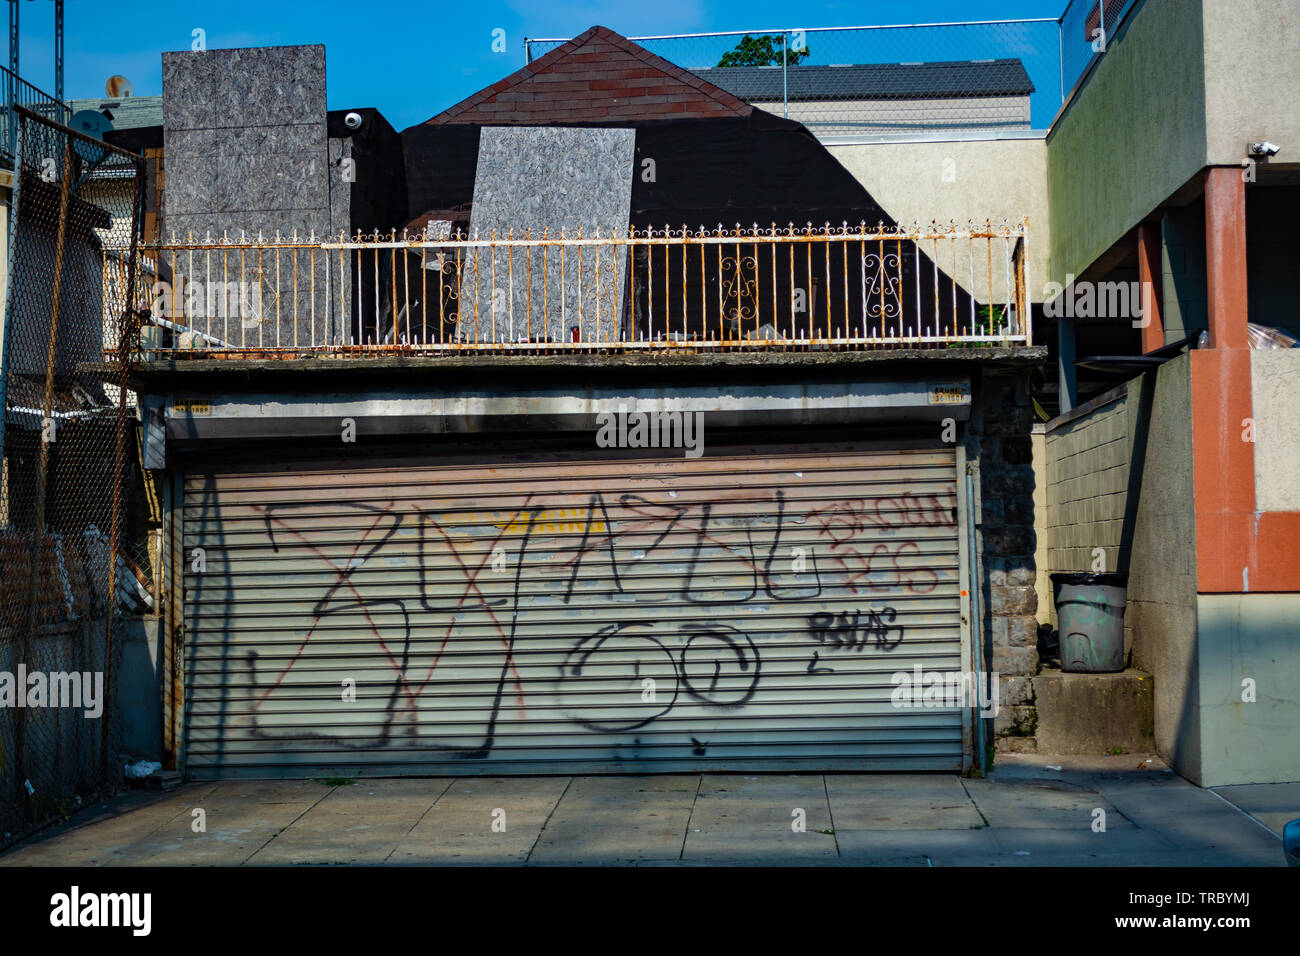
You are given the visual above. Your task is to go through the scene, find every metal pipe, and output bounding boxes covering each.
[54,0,64,123]
[1058,17,1065,104]
[7,0,17,152]
[965,466,987,776]
[100,150,145,780]
[782,31,788,120]
[0,104,26,493]
[525,18,1058,42]
[150,313,234,348]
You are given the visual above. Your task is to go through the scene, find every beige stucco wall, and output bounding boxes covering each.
[829,136,1050,303]
[1251,349,1300,512]
[784,94,1031,139]
[1201,0,1300,168]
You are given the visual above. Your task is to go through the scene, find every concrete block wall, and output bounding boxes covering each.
[1043,386,1131,629]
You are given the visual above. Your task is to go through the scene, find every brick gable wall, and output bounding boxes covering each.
[426,26,753,125]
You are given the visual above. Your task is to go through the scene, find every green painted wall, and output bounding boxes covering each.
[1046,0,1208,286]
[1160,198,1206,343]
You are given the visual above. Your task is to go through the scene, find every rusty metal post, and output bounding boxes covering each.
[18,136,73,800]
[100,157,146,780]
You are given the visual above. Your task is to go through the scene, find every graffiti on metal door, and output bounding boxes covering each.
[195,481,958,758]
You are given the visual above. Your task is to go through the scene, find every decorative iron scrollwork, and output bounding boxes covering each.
[861,251,902,320]
[720,250,758,325]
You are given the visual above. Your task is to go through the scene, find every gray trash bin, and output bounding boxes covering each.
[1049,572,1128,673]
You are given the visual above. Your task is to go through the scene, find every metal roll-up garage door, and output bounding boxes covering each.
[182,444,972,777]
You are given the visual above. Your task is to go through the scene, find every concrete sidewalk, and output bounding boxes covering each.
[0,754,1290,866]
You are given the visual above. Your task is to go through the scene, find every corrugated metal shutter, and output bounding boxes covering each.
[182,445,971,777]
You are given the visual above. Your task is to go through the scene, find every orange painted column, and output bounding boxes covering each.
[1191,168,1300,592]
[1136,221,1164,354]
[1193,168,1253,593]
[1203,169,1249,351]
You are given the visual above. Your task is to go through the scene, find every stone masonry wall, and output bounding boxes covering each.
[965,367,1040,753]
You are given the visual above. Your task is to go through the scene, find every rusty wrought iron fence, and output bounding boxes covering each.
[0,64,69,162]
[0,107,146,847]
[113,219,1030,357]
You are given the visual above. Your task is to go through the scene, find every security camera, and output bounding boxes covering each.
[344,111,363,131]
[1248,141,1280,157]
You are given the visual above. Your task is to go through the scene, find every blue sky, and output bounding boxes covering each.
[16,0,1066,131]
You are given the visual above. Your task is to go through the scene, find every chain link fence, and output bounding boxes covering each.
[527,3,1139,137]
[0,106,145,848]
[1059,0,1135,102]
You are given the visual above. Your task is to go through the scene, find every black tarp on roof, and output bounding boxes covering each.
[388,109,980,345]
[399,110,898,232]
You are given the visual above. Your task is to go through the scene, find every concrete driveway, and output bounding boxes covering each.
[0,754,1290,866]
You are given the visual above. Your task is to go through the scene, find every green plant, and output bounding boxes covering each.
[949,303,1005,348]
[1105,745,1127,756]
[717,34,811,68]
[314,777,356,786]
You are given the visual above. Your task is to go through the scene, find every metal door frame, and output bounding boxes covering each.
[172,439,976,777]
[955,444,975,775]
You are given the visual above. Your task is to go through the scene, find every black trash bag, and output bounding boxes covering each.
[1037,622,1060,666]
